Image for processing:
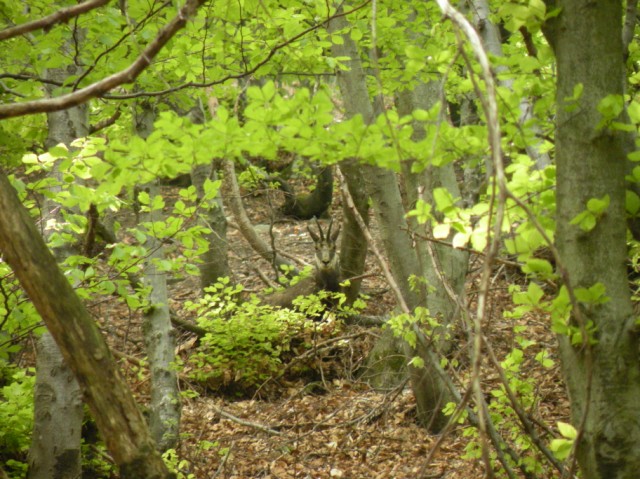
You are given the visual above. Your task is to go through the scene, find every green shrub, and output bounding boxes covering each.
[184,279,342,395]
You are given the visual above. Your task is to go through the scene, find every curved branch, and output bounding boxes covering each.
[0,0,111,41]
[222,159,298,276]
[0,0,207,120]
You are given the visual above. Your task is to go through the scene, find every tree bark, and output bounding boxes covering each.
[28,334,83,479]
[191,161,230,290]
[552,2,640,477]
[0,172,172,478]
[329,7,455,431]
[141,183,181,451]
[136,102,181,452]
[28,65,86,479]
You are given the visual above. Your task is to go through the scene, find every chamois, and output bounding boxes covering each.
[307,217,341,293]
[263,218,341,309]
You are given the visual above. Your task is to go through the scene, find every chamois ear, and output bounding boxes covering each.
[329,221,340,243]
[307,218,321,243]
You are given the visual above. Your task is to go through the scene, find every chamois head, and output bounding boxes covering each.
[308,217,341,291]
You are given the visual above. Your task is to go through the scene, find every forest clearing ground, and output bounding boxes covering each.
[96,184,569,478]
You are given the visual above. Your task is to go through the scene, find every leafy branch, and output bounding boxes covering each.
[0,0,207,120]
[0,0,110,41]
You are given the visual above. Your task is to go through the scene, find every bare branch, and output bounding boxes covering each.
[0,0,207,120]
[0,0,111,41]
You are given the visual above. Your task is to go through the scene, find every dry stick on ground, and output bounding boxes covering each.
[336,167,523,479]
[209,404,284,436]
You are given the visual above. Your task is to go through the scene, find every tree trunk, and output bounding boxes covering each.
[278,165,334,220]
[0,172,172,478]
[396,81,469,352]
[337,158,370,303]
[191,161,230,290]
[28,334,83,479]
[329,8,455,431]
[550,1,640,477]
[28,66,86,479]
[136,102,181,451]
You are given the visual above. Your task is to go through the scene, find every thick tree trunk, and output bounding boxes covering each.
[551,2,640,477]
[28,334,83,479]
[396,81,469,351]
[0,172,171,478]
[337,158,369,303]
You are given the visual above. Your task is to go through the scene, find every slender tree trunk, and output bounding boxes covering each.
[135,102,181,451]
[27,66,86,479]
[191,161,230,290]
[141,183,181,450]
[550,2,640,477]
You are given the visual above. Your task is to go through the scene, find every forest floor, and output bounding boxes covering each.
[96,181,570,479]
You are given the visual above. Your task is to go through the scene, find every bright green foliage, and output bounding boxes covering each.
[549,421,577,461]
[569,194,610,232]
[1,0,630,475]
[163,449,196,479]
[0,369,34,455]
[184,279,344,394]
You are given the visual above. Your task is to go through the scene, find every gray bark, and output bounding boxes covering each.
[28,334,83,479]
[396,79,469,352]
[140,183,181,451]
[466,0,551,169]
[329,8,455,431]
[551,1,640,477]
[336,159,370,303]
[27,66,87,479]
[136,103,181,451]
[191,161,230,290]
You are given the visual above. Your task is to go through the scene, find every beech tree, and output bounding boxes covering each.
[542,1,640,477]
[3,0,640,477]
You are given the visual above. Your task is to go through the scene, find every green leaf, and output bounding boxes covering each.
[627,190,640,215]
[586,194,609,214]
[409,356,425,369]
[557,421,577,440]
[597,94,624,122]
[522,258,553,277]
[513,282,545,306]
